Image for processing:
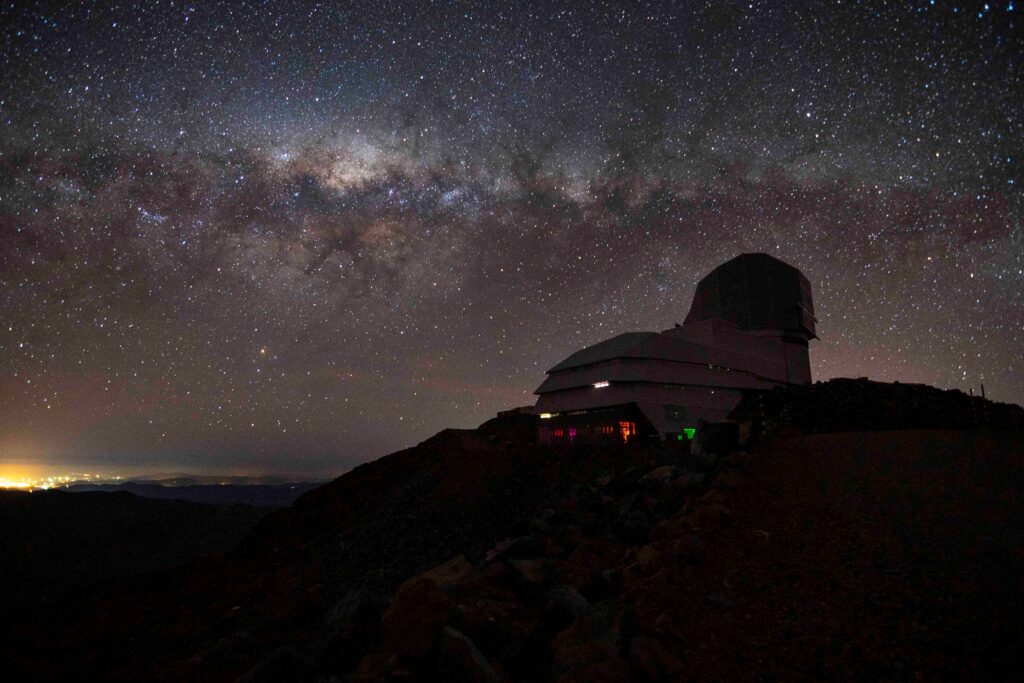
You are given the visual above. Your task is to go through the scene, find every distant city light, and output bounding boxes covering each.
[0,471,114,491]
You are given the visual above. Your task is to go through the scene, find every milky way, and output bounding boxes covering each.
[1,2,1021,476]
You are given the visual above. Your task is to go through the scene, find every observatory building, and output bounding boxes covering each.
[534,253,817,444]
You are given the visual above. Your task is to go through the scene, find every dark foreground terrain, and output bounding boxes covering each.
[0,491,268,611]
[4,379,1023,681]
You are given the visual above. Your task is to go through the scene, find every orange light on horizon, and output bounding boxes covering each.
[0,476,37,490]
[0,463,112,490]
[0,462,45,489]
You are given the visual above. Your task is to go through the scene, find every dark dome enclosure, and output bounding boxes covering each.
[685,253,817,340]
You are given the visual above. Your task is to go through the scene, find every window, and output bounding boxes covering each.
[619,421,636,442]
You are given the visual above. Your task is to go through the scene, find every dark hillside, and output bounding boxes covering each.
[4,380,1023,681]
[0,490,267,611]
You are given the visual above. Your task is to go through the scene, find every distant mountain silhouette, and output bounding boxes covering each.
[4,379,1023,681]
[64,481,321,507]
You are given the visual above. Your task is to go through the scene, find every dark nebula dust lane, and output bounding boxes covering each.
[1,1,1020,476]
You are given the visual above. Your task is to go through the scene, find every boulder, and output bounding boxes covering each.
[437,627,503,683]
[353,652,400,683]
[509,558,553,596]
[546,584,593,624]
[714,471,746,490]
[454,598,530,664]
[627,636,684,680]
[639,466,678,488]
[557,538,624,600]
[550,605,629,682]
[421,555,473,590]
[237,647,318,683]
[380,576,453,659]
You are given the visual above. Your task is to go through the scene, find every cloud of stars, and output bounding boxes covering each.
[1,1,1020,476]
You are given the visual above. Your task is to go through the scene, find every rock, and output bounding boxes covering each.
[667,533,702,564]
[690,502,734,532]
[639,466,678,487]
[556,538,625,602]
[690,450,717,471]
[635,545,661,571]
[617,509,655,544]
[651,612,687,643]
[485,538,515,563]
[627,636,684,680]
[380,576,453,659]
[684,472,706,487]
[707,592,735,609]
[454,561,518,603]
[437,627,502,683]
[485,535,544,563]
[540,534,568,559]
[324,588,374,629]
[550,604,629,682]
[454,598,529,664]
[622,545,664,589]
[421,555,473,590]
[353,652,400,683]
[528,516,551,533]
[649,513,692,542]
[322,620,378,674]
[668,471,701,491]
[546,584,593,624]
[320,587,382,672]
[237,646,318,683]
[509,558,552,596]
[714,471,746,490]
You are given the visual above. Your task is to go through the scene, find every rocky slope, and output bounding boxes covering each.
[5,380,1023,682]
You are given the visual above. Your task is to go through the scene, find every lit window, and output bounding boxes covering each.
[593,381,610,388]
[683,427,696,440]
[619,421,636,442]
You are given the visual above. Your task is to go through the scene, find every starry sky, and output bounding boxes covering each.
[1,1,1021,478]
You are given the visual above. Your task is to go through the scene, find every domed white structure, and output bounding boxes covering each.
[534,253,817,444]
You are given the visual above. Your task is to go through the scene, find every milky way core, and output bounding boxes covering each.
[1,2,1021,476]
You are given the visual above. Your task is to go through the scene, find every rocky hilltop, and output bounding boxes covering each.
[5,379,1024,682]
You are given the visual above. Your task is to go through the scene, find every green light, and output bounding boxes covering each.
[683,428,696,440]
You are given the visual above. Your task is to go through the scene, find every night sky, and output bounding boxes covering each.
[1,1,1021,478]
